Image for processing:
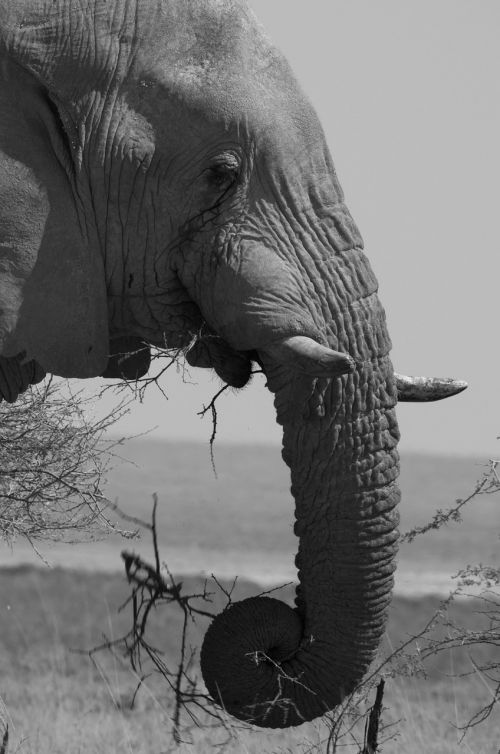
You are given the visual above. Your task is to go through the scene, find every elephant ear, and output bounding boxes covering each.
[0,53,108,378]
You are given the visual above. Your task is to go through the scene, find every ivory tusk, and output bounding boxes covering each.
[261,336,355,378]
[395,373,468,402]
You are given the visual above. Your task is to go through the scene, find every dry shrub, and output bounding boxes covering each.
[0,378,132,548]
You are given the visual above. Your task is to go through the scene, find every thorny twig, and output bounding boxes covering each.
[0,379,136,548]
[317,584,497,751]
[85,496,297,744]
[197,368,264,475]
[197,383,231,475]
[101,340,263,473]
[99,344,187,403]
[400,458,500,737]
[83,498,243,743]
[320,601,452,754]
[401,459,499,543]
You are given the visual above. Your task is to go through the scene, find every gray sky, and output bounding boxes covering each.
[91,0,500,458]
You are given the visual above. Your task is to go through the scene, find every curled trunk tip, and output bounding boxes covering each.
[201,596,326,728]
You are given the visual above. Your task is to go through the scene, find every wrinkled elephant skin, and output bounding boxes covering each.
[0,0,403,727]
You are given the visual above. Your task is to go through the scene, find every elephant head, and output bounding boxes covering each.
[0,0,466,727]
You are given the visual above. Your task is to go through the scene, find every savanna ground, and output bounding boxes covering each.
[1,566,498,754]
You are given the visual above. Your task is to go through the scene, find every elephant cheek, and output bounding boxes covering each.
[205,246,321,352]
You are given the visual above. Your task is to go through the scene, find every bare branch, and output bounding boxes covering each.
[401,459,499,543]
[0,380,136,549]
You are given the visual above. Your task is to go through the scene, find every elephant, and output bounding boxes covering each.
[0,0,466,728]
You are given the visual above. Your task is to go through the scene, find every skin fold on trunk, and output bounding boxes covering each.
[201,263,401,728]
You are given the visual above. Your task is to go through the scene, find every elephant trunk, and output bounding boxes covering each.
[201,353,400,727]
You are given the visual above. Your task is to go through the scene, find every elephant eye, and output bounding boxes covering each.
[204,153,241,192]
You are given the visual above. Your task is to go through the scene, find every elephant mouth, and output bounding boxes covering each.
[101,336,151,381]
[100,330,468,404]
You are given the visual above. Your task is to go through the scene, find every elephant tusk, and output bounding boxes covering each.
[395,373,468,402]
[261,335,355,378]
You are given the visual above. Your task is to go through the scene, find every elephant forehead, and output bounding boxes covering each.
[2,0,322,154]
[129,3,324,160]
[2,1,271,97]
[134,0,274,82]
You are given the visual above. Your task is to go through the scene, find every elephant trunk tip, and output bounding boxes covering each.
[200,596,311,728]
[200,594,365,728]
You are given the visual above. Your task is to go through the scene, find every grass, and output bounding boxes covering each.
[0,565,499,753]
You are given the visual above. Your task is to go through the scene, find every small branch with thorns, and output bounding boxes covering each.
[81,495,291,744]
[79,496,224,743]
[82,454,499,750]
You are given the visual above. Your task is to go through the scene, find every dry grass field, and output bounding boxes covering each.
[1,566,498,754]
[1,443,498,752]
[4,445,498,596]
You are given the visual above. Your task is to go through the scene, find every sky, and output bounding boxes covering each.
[86,0,500,458]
